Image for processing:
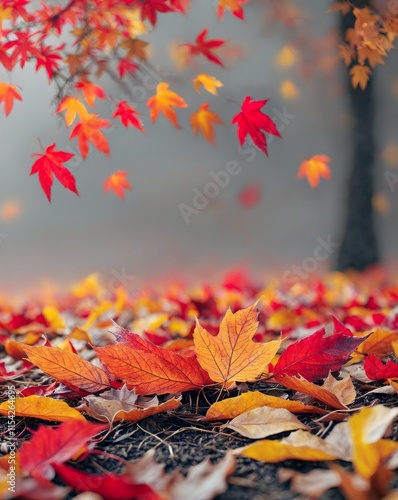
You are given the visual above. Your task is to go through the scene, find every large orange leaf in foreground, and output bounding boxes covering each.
[95,332,212,395]
[193,303,282,384]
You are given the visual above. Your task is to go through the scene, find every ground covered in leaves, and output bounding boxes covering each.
[3,269,398,499]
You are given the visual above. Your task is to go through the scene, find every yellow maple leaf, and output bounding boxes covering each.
[193,302,282,384]
[192,74,223,95]
[297,154,332,188]
[146,82,188,128]
[190,103,223,144]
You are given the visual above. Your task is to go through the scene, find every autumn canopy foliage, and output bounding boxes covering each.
[3,0,396,200]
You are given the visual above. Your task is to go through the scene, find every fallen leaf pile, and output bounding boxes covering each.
[2,269,398,498]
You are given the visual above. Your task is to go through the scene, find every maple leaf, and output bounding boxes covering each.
[363,355,398,380]
[75,80,106,107]
[193,303,282,384]
[112,100,144,131]
[56,96,89,127]
[136,0,173,26]
[29,143,79,202]
[190,103,223,144]
[23,344,111,393]
[95,326,212,395]
[272,324,366,382]
[183,28,226,66]
[35,45,63,82]
[70,113,111,158]
[217,0,248,20]
[146,82,188,128]
[296,154,332,188]
[231,96,281,155]
[192,73,223,95]
[0,82,22,116]
[350,64,372,90]
[104,170,132,199]
[19,420,108,480]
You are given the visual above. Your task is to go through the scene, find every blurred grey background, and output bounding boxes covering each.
[1,0,398,293]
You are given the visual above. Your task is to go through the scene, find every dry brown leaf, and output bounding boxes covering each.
[220,406,308,439]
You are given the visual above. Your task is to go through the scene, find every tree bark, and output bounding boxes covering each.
[336,0,380,271]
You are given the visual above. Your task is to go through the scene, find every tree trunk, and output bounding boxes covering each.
[336,0,380,271]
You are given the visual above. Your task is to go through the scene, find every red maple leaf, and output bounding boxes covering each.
[112,100,144,132]
[30,143,78,202]
[184,28,226,66]
[272,323,367,382]
[232,96,281,155]
[364,355,398,381]
[136,0,173,25]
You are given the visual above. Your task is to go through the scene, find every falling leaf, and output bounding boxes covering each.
[381,142,398,168]
[0,395,86,422]
[237,184,263,208]
[146,82,188,128]
[296,154,332,188]
[0,82,22,116]
[56,96,89,127]
[70,113,111,158]
[190,103,223,144]
[19,420,108,480]
[220,406,308,439]
[216,0,248,20]
[279,80,300,100]
[350,64,372,90]
[112,100,144,132]
[183,28,226,66]
[30,143,78,202]
[231,96,281,155]
[194,303,282,384]
[0,199,21,221]
[192,74,223,95]
[95,329,212,395]
[238,429,339,462]
[272,324,365,382]
[205,391,328,421]
[372,192,391,215]
[275,45,297,68]
[104,170,132,199]
[23,345,111,393]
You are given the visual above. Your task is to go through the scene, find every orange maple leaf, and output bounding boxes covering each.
[296,154,332,188]
[146,82,188,128]
[350,64,372,90]
[75,80,106,107]
[190,103,223,144]
[0,82,22,116]
[217,0,248,20]
[56,96,90,127]
[70,113,111,158]
[104,170,132,199]
[193,303,282,384]
[192,73,223,95]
